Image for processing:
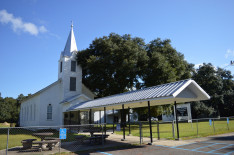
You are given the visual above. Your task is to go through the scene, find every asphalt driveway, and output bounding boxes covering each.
[79,132,234,155]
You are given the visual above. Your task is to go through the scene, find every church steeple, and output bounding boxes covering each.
[62,22,78,56]
[58,23,82,99]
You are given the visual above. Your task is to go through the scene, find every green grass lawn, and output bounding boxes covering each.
[0,128,83,150]
[111,119,234,140]
[0,123,10,128]
[0,120,233,150]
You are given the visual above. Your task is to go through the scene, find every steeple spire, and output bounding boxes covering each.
[62,22,78,56]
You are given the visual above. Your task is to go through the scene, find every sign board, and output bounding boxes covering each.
[227,118,229,124]
[116,124,121,131]
[59,128,67,139]
[176,107,188,116]
[209,119,212,126]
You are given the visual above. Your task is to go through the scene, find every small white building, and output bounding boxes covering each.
[20,24,95,127]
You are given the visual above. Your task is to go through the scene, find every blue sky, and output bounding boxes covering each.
[0,0,234,98]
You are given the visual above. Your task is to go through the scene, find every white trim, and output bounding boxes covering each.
[191,80,210,99]
[172,79,192,97]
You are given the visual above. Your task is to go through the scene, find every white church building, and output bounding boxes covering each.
[20,24,96,127]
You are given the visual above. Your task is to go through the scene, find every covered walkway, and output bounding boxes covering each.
[66,79,210,143]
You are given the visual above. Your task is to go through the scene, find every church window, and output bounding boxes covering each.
[27,106,29,121]
[60,62,63,72]
[34,104,36,121]
[47,104,52,120]
[24,107,26,121]
[70,77,76,91]
[21,108,24,121]
[71,61,76,72]
[30,104,32,121]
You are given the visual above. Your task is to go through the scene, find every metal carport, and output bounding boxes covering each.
[67,79,210,144]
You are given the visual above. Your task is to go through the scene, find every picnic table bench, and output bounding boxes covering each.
[21,139,37,149]
[86,136,102,144]
[44,137,60,146]
[32,139,60,151]
[75,135,86,144]
[86,134,109,144]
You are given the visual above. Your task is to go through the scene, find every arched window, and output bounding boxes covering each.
[21,108,24,121]
[34,104,36,121]
[47,104,52,120]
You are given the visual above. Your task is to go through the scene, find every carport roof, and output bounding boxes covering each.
[67,79,210,111]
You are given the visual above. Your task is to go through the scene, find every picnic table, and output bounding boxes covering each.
[32,132,54,141]
[21,132,58,151]
[83,127,102,136]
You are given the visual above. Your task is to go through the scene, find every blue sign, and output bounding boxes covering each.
[116,124,121,131]
[59,128,67,139]
[209,119,212,126]
[227,118,229,124]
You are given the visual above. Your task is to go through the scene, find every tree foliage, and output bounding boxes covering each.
[77,34,192,98]
[77,33,193,117]
[77,33,148,97]
[0,97,19,123]
[0,94,28,123]
[77,33,233,118]
[143,38,192,87]
[192,63,234,118]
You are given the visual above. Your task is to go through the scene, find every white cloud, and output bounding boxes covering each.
[0,9,47,36]
[225,49,234,59]
[194,63,203,69]
[39,26,47,33]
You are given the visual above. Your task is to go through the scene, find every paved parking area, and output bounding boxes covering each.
[156,141,234,155]
[82,142,234,155]
[80,133,234,155]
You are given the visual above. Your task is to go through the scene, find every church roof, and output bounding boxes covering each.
[60,94,91,104]
[62,23,78,56]
[21,79,62,102]
[67,79,210,111]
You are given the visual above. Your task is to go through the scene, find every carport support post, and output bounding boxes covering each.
[99,110,101,125]
[69,111,71,125]
[121,104,125,141]
[104,107,106,135]
[174,101,180,140]
[148,101,153,145]
[128,107,131,135]
[89,109,92,124]
[112,108,115,133]
[78,110,81,125]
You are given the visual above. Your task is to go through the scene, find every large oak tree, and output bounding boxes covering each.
[77,33,192,118]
